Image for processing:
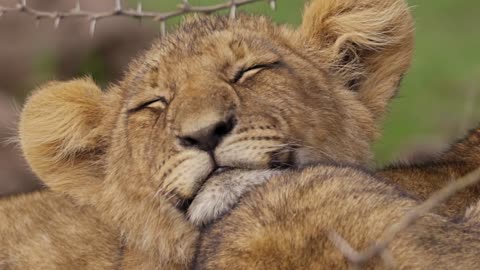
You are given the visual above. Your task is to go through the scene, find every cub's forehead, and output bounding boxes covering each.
[157,14,280,58]
[121,14,290,96]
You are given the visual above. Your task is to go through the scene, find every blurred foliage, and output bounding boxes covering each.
[78,51,109,86]
[32,49,57,86]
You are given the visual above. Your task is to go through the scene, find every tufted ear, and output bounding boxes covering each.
[301,0,414,122]
[19,78,113,204]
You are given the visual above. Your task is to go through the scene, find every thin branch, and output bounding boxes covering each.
[0,0,275,36]
[330,166,480,269]
[0,0,276,22]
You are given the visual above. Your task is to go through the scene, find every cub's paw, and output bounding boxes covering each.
[187,170,278,226]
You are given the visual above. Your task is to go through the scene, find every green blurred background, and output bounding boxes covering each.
[0,0,479,195]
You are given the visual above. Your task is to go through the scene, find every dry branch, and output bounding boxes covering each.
[0,0,276,36]
[330,167,480,269]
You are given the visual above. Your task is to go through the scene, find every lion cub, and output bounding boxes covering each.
[1,0,479,269]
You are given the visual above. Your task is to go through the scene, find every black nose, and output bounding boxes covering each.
[178,116,236,152]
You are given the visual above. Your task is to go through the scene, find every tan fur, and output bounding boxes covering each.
[189,123,480,227]
[195,165,480,269]
[188,169,279,225]
[0,191,120,269]
[2,0,475,268]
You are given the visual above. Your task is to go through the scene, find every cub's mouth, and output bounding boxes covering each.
[176,161,295,213]
[174,147,297,213]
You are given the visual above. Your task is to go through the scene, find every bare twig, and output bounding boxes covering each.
[330,167,480,269]
[0,0,276,36]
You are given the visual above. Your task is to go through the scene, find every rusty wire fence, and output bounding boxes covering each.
[0,0,276,36]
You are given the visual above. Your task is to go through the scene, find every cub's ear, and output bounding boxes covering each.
[301,0,414,122]
[19,78,112,204]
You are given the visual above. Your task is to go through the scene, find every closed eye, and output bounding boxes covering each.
[129,97,168,113]
[232,61,281,84]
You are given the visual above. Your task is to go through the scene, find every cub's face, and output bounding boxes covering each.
[110,16,377,209]
[21,1,412,213]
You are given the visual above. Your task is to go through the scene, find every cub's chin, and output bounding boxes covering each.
[187,169,279,226]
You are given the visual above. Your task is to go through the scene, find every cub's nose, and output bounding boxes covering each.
[178,115,236,152]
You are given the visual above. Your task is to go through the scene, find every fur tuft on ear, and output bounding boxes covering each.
[301,0,414,121]
[19,78,110,203]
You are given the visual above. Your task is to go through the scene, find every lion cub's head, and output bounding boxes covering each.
[19,0,413,210]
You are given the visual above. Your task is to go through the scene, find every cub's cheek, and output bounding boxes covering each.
[187,170,279,226]
[214,128,288,169]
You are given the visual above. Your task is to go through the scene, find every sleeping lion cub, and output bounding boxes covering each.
[1,0,480,269]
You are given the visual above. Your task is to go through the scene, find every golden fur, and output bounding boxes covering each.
[195,165,480,269]
[1,0,478,269]
[0,191,120,269]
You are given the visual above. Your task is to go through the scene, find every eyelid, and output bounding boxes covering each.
[129,96,168,113]
[232,61,281,83]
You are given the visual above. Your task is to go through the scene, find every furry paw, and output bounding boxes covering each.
[187,170,278,226]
